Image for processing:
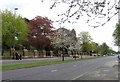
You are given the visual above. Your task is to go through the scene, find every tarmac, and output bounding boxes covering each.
[76,59,119,80]
[1,56,120,81]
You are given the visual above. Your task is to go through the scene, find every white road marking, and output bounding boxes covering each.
[72,72,89,80]
[103,70,110,72]
[51,70,57,72]
[72,69,98,80]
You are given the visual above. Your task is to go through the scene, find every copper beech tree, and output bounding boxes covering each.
[28,16,55,50]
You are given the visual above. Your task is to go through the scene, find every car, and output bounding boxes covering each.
[73,54,79,58]
[97,54,101,56]
[103,55,106,56]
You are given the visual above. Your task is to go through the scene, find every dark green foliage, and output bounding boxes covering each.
[113,23,120,46]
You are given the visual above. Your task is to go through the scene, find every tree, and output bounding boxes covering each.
[2,10,29,49]
[87,42,96,53]
[99,42,109,55]
[78,31,93,54]
[113,23,120,52]
[28,16,55,50]
[52,28,76,48]
[93,43,99,54]
[108,48,116,55]
[74,37,82,52]
[0,14,2,48]
[51,28,77,55]
[78,31,92,44]
[42,0,120,27]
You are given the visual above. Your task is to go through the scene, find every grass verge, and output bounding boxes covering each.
[1,56,102,71]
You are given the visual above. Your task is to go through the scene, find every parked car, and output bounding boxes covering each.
[103,55,106,56]
[97,54,101,56]
[73,54,79,58]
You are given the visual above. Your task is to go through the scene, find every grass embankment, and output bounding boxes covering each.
[1,56,101,71]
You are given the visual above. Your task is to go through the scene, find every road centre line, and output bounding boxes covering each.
[51,70,58,72]
[72,71,89,80]
[72,64,107,80]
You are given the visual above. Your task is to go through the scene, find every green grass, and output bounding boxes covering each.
[1,56,102,71]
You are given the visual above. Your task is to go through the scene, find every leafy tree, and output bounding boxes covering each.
[108,48,116,55]
[78,31,93,54]
[78,31,92,44]
[52,28,77,55]
[0,14,2,48]
[93,43,99,54]
[99,42,109,55]
[88,42,96,53]
[113,23,120,52]
[52,28,77,48]
[81,42,96,55]
[2,10,29,49]
[28,16,55,50]
[74,37,82,52]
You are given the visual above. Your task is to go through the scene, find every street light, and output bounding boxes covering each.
[11,8,19,59]
[13,7,18,48]
[14,8,18,15]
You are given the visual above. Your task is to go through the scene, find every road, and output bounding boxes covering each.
[2,56,118,80]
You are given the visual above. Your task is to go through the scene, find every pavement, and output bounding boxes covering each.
[1,55,94,65]
[1,57,76,65]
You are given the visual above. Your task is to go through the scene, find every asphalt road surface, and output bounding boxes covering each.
[2,56,118,80]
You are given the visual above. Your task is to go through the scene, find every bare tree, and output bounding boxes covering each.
[42,0,120,27]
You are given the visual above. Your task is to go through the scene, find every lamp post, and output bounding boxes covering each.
[14,8,18,15]
[11,8,19,59]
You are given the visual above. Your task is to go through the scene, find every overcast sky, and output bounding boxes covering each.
[0,0,119,51]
